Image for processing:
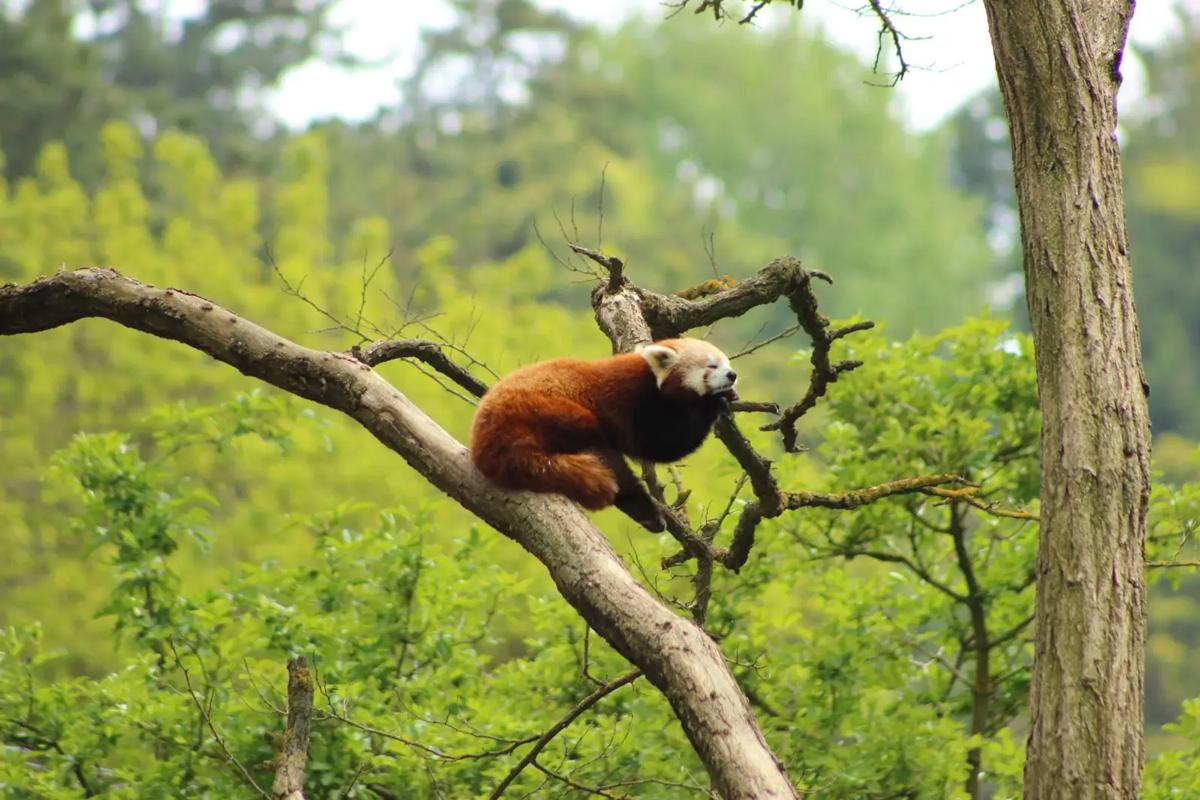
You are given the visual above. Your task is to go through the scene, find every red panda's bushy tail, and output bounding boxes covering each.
[473,444,618,510]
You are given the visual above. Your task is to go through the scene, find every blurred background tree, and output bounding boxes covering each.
[1123,10,1200,441]
[0,0,342,184]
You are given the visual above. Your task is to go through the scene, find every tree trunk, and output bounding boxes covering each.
[980,2,1150,797]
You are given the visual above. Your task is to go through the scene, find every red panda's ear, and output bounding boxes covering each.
[637,344,679,385]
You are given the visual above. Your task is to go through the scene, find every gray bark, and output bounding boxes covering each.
[980,2,1151,797]
[272,657,314,800]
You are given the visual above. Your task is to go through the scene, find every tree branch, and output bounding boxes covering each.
[923,485,1039,521]
[0,267,798,799]
[781,473,964,511]
[866,0,912,86]
[590,252,862,452]
[639,256,832,341]
[724,473,964,571]
[350,338,488,398]
[488,670,642,799]
[272,657,315,800]
[169,640,270,799]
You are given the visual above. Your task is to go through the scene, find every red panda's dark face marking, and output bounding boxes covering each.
[639,339,738,401]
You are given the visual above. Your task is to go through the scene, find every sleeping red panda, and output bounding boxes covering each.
[470,338,738,531]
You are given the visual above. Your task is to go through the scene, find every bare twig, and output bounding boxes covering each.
[703,226,719,277]
[740,0,774,24]
[732,323,802,360]
[270,244,492,402]
[170,640,270,799]
[242,659,286,715]
[708,473,750,534]
[669,0,803,25]
[714,414,780,512]
[316,704,535,763]
[533,759,718,798]
[806,542,967,603]
[338,762,370,799]
[354,249,394,336]
[488,670,643,799]
[534,220,598,277]
[724,473,965,571]
[351,338,489,398]
[530,760,625,799]
[581,626,605,688]
[570,243,626,292]
[653,496,723,564]
[991,613,1036,648]
[923,485,1039,521]
[867,0,912,86]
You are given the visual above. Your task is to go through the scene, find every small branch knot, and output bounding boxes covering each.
[570,243,626,292]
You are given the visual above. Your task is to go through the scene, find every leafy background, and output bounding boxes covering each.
[1,2,1198,797]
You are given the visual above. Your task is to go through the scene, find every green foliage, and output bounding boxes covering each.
[5,305,1200,796]
[1145,697,1200,799]
[0,317,1046,798]
[702,319,1038,797]
[0,124,613,674]
[1,405,696,797]
[1145,462,1200,734]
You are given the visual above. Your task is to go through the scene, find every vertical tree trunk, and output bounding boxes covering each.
[980,2,1150,798]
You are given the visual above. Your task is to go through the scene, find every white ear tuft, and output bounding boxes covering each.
[638,344,679,385]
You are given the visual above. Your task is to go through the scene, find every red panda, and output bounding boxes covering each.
[470,338,738,531]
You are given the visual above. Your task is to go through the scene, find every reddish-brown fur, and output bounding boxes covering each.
[471,340,734,530]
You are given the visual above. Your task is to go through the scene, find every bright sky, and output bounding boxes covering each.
[267,0,1181,132]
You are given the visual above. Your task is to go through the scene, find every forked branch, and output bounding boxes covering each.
[585,247,978,603]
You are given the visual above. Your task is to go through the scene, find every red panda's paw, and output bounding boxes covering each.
[615,490,667,533]
[553,453,619,510]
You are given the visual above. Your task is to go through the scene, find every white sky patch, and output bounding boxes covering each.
[265,0,1176,131]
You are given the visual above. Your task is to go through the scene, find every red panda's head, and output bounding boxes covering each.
[638,338,738,401]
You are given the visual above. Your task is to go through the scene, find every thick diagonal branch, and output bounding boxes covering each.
[0,268,797,800]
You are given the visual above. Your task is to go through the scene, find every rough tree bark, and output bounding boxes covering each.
[0,268,799,799]
[981,2,1151,797]
[272,657,315,800]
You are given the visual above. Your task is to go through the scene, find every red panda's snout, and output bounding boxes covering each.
[709,367,738,400]
[680,350,737,400]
